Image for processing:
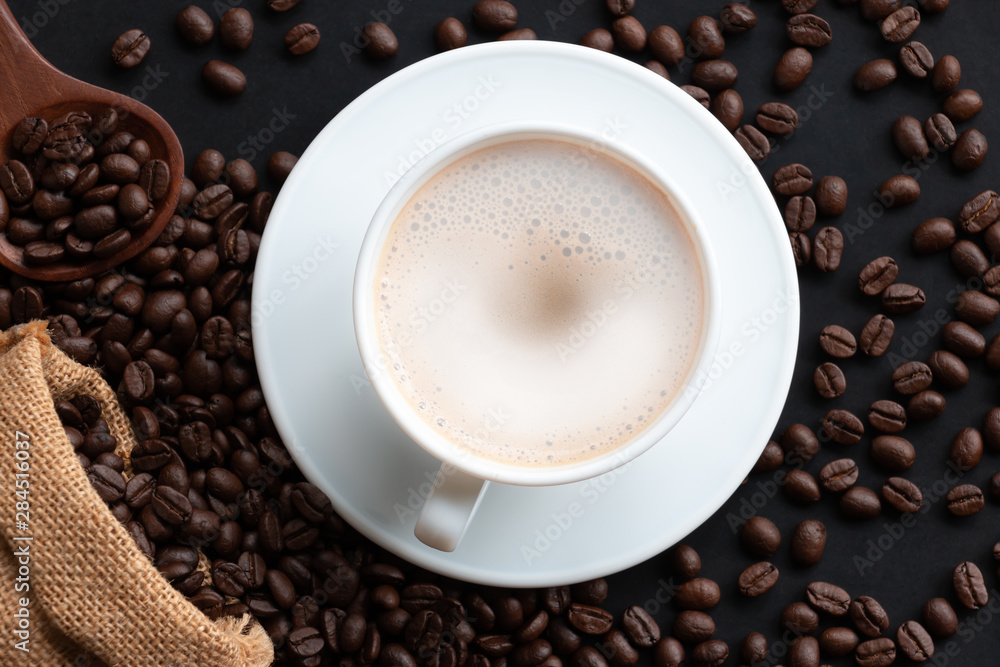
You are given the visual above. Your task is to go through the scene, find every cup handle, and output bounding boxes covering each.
[414,464,489,552]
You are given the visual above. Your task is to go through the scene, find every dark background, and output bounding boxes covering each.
[7,0,1000,664]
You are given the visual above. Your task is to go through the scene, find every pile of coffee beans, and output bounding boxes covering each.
[1,109,169,266]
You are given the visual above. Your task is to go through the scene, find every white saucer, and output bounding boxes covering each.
[252,42,799,587]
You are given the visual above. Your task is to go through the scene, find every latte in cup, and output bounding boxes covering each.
[371,138,706,467]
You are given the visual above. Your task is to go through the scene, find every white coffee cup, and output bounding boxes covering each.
[354,121,722,552]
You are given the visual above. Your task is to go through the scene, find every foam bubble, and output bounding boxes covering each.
[374,139,705,467]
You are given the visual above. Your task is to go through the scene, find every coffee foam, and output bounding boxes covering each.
[373,138,705,467]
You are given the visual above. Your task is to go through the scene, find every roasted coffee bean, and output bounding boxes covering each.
[741,516,781,557]
[790,519,826,566]
[924,113,957,152]
[738,561,778,597]
[868,400,907,433]
[896,620,935,662]
[819,626,859,657]
[111,29,150,68]
[774,47,812,92]
[822,408,864,445]
[720,3,757,33]
[773,163,812,196]
[362,22,396,59]
[812,226,843,272]
[87,464,126,503]
[788,636,820,667]
[711,89,743,131]
[806,581,851,615]
[881,7,920,43]
[669,544,701,580]
[688,16,725,59]
[473,0,518,31]
[943,89,983,122]
[219,8,253,49]
[882,476,923,513]
[956,290,1000,326]
[933,55,961,92]
[860,316,894,357]
[858,257,898,296]
[675,578,721,610]
[814,362,846,399]
[152,484,193,525]
[752,441,782,471]
[578,27,614,53]
[919,0,949,12]
[648,25,684,66]
[783,602,819,635]
[811,176,847,217]
[942,321,985,358]
[756,102,798,136]
[673,610,714,644]
[176,5,215,45]
[882,283,926,314]
[12,117,47,155]
[691,639,728,667]
[927,350,969,389]
[984,407,1000,450]
[851,596,890,637]
[566,604,613,634]
[1,160,35,205]
[923,598,958,638]
[878,174,920,207]
[854,59,897,91]
[959,191,1000,233]
[202,60,246,96]
[790,232,811,267]
[819,458,859,492]
[953,129,988,172]
[950,240,988,278]
[781,423,820,463]
[288,626,324,658]
[266,0,302,10]
[681,85,711,109]
[691,60,737,91]
[861,0,900,20]
[856,638,896,667]
[953,561,988,609]
[434,17,468,51]
[605,0,634,16]
[782,0,817,14]
[871,435,915,472]
[892,116,930,161]
[908,389,946,421]
[785,469,822,504]
[786,13,832,47]
[609,16,645,52]
[840,486,882,520]
[570,645,609,667]
[122,360,155,401]
[734,124,770,162]
[892,361,932,395]
[785,196,816,232]
[946,483,985,516]
[900,41,934,78]
[740,632,767,665]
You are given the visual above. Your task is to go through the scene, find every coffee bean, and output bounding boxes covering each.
[734,125,770,162]
[814,362,846,399]
[288,626,324,658]
[882,283,926,314]
[691,60,738,91]
[566,604,613,634]
[111,29,150,68]
[908,390,946,421]
[858,257,898,296]
[218,8,252,50]
[807,581,851,616]
[952,129,988,172]
[783,0,817,13]
[739,561,779,597]
[681,85,711,109]
[87,464,126,503]
[919,0,949,12]
[673,610,714,644]
[819,458,859,492]
[941,322,984,359]
[854,59,897,91]
[362,23,396,59]
[868,400,907,433]
[176,5,215,45]
[669,544,701,580]
[605,0,634,16]
[819,626,859,657]
[953,561,988,609]
[861,0,900,20]
[266,0,302,10]
[870,435,915,472]
[711,89,743,131]
[570,646,609,667]
[791,519,826,566]
[688,16,725,59]
[622,606,660,647]
[984,407,1000,450]
[928,350,969,389]
[787,14,832,47]
[152,484,193,525]
[740,516,781,557]
[959,191,1000,233]
[949,240,988,278]
[882,476,923,513]
[900,41,934,78]
[932,55,961,92]
[822,408,864,445]
[856,638,896,667]
[12,117,47,155]
[892,361,932,395]
[691,639,728,667]
[892,116,930,161]
[1,160,35,205]
[648,26,684,66]
[202,60,246,96]
[720,4,757,33]
[675,578,721,610]
[946,484,984,516]
[788,636,820,667]
[782,602,819,635]
[881,7,920,42]
[773,163,813,196]
[924,113,957,152]
[813,226,844,272]
[434,17,468,51]
[740,632,768,664]
[878,174,920,207]
[810,176,846,217]
[922,598,958,638]
[851,596,890,637]
[840,486,882,520]
[785,469,822,504]
[473,0,518,31]
[911,217,955,255]
[780,423,820,463]
[774,47,812,92]
[943,89,983,122]
[956,290,1000,326]
[784,196,816,231]
[756,102,798,135]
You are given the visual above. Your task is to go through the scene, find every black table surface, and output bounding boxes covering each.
[8,0,1000,664]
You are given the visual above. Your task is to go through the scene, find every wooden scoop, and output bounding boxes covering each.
[0,0,183,281]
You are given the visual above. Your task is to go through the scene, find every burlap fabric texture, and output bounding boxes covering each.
[0,321,273,666]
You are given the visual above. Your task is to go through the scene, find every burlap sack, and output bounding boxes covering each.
[0,322,274,667]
